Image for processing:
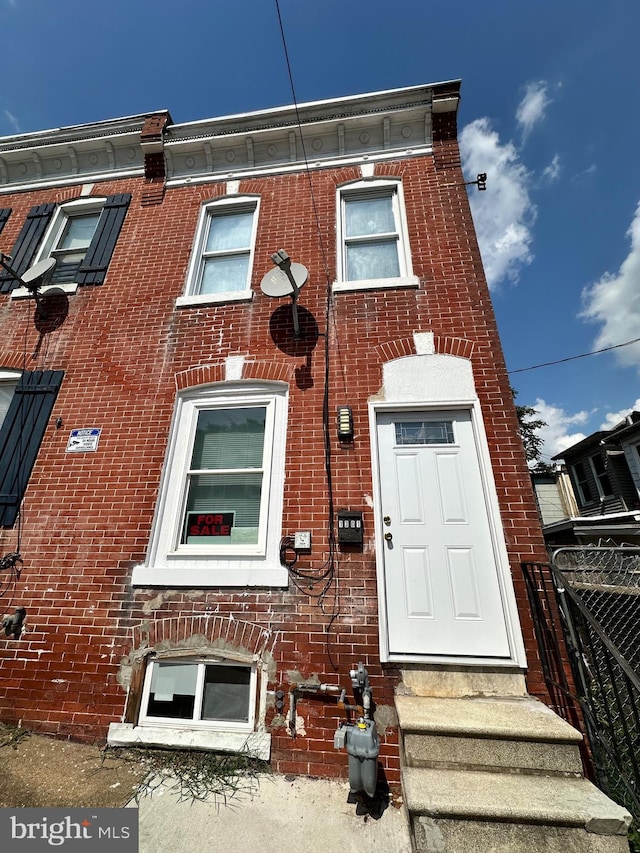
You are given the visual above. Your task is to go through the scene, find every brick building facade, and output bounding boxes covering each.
[0,81,549,786]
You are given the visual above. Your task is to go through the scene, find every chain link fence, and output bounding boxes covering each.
[552,546,640,677]
[531,547,640,825]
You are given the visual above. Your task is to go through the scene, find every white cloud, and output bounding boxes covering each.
[530,399,590,461]
[542,154,561,183]
[516,81,551,141]
[459,117,536,289]
[571,163,597,182]
[581,201,640,370]
[3,110,20,133]
[599,399,640,430]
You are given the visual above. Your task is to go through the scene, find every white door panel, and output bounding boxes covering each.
[377,410,510,658]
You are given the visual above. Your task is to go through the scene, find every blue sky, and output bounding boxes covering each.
[1,0,639,464]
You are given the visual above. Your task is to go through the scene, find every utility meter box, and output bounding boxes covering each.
[337,511,364,544]
[345,719,380,797]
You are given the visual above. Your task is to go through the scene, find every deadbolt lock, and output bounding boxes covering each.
[383,516,391,526]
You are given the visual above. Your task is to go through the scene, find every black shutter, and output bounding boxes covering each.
[76,193,131,286]
[0,370,64,527]
[0,208,11,235]
[0,203,56,294]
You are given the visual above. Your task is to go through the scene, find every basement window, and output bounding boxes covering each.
[108,653,271,759]
[140,659,256,731]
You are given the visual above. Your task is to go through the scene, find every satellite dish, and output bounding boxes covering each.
[261,251,309,339]
[260,263,308,298]
[22,257,56,289]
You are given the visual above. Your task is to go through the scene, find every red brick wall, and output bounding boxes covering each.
[0,118,549,784]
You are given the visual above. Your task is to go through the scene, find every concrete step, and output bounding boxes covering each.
[396,694,584,774]
[403,766,631,853]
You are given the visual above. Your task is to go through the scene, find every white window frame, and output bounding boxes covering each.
[133,381,288,587]
[333,179,418,293]
[177,196,260,307]
[108,651,271,758]
[0,370,20,429]
[12,197,107,298]
[139,657,257,733]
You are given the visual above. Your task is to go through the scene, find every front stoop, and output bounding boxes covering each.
[395,695,631,852]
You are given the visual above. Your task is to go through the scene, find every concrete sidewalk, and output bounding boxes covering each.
[132,774,413,853]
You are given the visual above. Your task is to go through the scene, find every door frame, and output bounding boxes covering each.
[369,397,527,667]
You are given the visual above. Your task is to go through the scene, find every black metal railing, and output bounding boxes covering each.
[522,558,640,822]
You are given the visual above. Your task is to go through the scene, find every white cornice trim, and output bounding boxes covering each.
[165,145,433,187]
[0,82,459,193]
[0,168,144,196]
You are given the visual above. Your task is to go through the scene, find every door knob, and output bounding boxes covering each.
[384,532,393,541]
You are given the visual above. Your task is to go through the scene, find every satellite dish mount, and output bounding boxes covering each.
[0,254,57,317]
[260,249,308,339]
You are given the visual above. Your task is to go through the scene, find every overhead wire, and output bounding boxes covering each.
[509,335,640,374]
[273,0,341,668]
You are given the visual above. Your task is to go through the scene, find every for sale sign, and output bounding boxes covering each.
[186,512,234,537]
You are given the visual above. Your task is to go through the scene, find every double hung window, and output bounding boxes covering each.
[335,180,416,292]
[182,405,268,548]
[180,197,259,305]
[572,461,594,505]
[0,195,130,295]
[43,208,102,284]
[134,382,288,587]
[589,453,613,499]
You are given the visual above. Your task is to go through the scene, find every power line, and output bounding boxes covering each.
[509,336,640,374]
[273,0,341,668]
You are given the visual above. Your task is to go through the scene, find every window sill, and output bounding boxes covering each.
[332,275,419,293]
[11,282,78,299]
[176,290,254,308]
[131,561,289,588]
[107,723,271,760]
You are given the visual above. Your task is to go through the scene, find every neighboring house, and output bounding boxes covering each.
[535,414,640,548]
[0,82,562,789]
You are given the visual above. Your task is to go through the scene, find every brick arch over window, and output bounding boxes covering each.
[0,350,32,370]
[374,334,475,366]
[121,614,278,730]
[130,613,276,659]
[175,359,294,391]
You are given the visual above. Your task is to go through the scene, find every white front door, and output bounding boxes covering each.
[376,409,510,659]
